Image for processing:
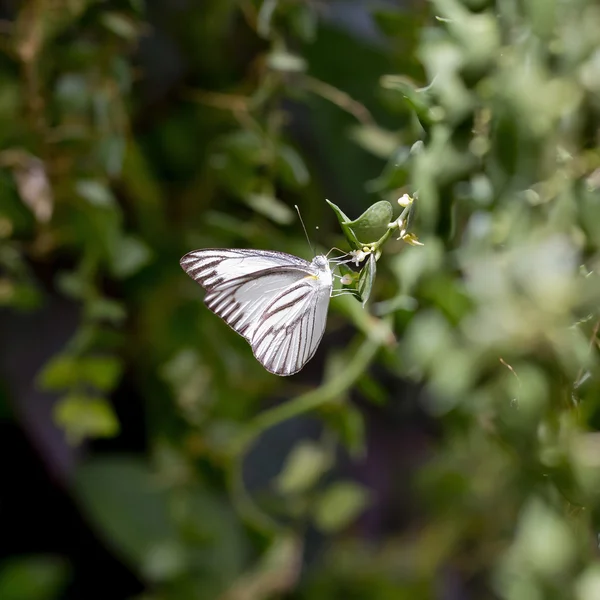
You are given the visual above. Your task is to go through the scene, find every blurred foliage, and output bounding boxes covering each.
[0,555,69,600]
[4,0,600,599]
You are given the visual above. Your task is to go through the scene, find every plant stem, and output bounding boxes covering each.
[232,335,381,455]
[227,334,383,534]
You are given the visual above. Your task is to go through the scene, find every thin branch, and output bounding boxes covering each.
[16,1,46,137]
[303,75,376,126]
[183,89,250,113]
[499,357,520,384]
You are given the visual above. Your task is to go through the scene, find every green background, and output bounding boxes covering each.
[2,0,600,599]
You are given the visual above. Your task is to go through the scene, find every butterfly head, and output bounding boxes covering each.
[310,254,333,286]
[313,254,328,268]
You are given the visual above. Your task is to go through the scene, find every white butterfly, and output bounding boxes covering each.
[180,248,334,376]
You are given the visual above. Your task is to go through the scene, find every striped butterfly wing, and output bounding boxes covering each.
[180,248,319,342]
[251,277,331,376]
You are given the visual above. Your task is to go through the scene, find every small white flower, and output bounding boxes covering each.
[397,194,413,207]
[349,248,370,266]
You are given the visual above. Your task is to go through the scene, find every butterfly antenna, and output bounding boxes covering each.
[295,204,316,257]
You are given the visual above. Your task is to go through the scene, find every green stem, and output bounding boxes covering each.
[232,336,381,454]
[227,334,382,534]
[228,452,283,535]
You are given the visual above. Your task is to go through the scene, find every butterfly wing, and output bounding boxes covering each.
[250,276,331,376]
[180,249,318,341]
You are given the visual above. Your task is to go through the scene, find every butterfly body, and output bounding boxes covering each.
[180,249,332,376]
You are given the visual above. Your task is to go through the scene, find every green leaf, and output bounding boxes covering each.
[288,3,317,43]
[356,374,387,405]
[80,356,123,391]
[366,145,411,193]
[219,130,264,161]
[55,270,88,300]
[327,405,366,459]
[327,200,393,247]
[101,12,139,41]
[74,457,182,579]
[357,253,376,306]
[128,0,145,14]
[313,481,370,533]
[245,192,295,225]
[54,394,120,443]
[501,499,577,579]
[109,235,152,279]
[348,201,393,244]
[38,355,123,394]
[171,485,246,588]
[380,75,436,130]
[37,355,79,392]
[266,50,307,73]
[87,297,127,324]
[276,143,310,188]
[220,535,301,600]
[140,541,187,582]
[0,281,42,311]
[98,135,127,178]
[75,179,116,207]
[325,198,352,223]
[257,0,278,38]
[161,349,202,390]
[325,199,361,248]
[0,556,69,600]
[575,565,600,600]
[54,73,90,112]
[349,125,400,159]
[276,441,332,495]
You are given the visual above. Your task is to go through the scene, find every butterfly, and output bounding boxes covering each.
[180,249,336,376]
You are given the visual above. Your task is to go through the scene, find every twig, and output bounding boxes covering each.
[499,357,520,408]
[16,1,46,136]
[183,88,266,134]
[184,89,250,113]
[238,0,258,31]
[499,357,520,384]
[303,75,376,126]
